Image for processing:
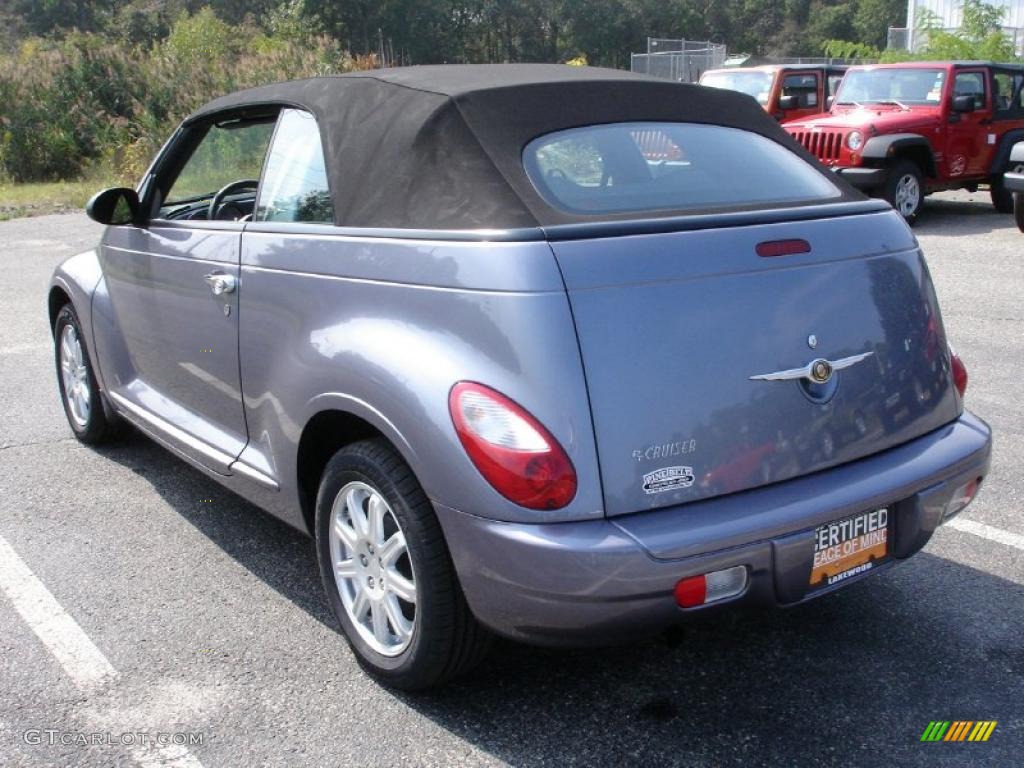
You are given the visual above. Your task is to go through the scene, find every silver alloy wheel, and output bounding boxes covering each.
[59,324,91,428]
[894,173,921,217]
[329,481,417,656]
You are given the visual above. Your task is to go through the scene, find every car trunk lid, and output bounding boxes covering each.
[550,208,960,517]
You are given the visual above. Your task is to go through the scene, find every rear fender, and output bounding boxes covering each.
[862,134,937,177]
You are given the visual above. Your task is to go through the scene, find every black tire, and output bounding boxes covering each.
[990,162,1024,213]
[1015,191,1024,233]
[990,176,1014,213]
[314,438,491,690]
[881,161,924,225]
[53,303,123,444]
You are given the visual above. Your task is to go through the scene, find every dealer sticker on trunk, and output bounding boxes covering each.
[642,466,695,495]
[810,508,889,589]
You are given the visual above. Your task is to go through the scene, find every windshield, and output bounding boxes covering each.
[700,71,774,105]
[835,68,946,106]
[523,122,840,216]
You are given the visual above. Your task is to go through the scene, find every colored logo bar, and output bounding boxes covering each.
[920,721,997,742]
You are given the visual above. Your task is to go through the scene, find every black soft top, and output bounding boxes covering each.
[187,64,859,230]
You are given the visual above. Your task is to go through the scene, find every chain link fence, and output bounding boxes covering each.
[630,38,728,83]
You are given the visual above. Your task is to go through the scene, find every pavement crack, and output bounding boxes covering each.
[0,437,75,452]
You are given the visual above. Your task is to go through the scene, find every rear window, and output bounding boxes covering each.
[523,122,841,216]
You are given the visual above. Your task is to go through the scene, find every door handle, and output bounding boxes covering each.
[204,272,236,295]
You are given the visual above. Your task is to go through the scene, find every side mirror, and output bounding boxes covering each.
[86,187,141,225]
[777,95,799,111]
[951,95,976,113]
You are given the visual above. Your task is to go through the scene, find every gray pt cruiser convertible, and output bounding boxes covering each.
[50,65,992,690]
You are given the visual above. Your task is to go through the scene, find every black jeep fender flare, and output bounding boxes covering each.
[991,131,1024,174]
[861,134,938,178]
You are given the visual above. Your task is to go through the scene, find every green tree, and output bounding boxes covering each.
[12,0,117,35]
[920,0,1017,61]
[853,0,906,50]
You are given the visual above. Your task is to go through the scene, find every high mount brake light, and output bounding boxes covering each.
[449,382,577,510]
[756,239,811,258]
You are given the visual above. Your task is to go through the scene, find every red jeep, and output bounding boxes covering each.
[783,61,1024,222]
[699,64,847,122]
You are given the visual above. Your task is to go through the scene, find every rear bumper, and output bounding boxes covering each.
[435,412,991,645]
[834,167,887,189]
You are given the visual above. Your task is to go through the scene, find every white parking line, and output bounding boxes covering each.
[946,517,1024,551]
[0,533,116,692]
[0,533,205,768]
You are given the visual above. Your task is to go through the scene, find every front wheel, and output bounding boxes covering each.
[882,161,924,225]
[1015,191,1024,233]
[314,438,491,690]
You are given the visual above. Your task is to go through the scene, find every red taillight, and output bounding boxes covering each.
[448,382,577,510]
[755,239,811,258]
[950,348,968,397]
[674,575,707,608]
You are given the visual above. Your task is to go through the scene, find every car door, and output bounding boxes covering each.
[946,69,991,179]
[780,71,822,121]
[990,69,1024,167]
[94,112,278,473]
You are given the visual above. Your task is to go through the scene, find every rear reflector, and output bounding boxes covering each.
[756,239,811,258]
[674,566,748,608]
[943,477,981,521]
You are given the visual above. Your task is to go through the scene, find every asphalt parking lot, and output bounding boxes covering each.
[0,192,1021,767]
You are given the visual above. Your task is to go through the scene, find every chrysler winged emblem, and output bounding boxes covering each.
[749,352,873,384]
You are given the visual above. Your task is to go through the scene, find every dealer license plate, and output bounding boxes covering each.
[809,508,889,591]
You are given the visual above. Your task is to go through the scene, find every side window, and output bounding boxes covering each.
[953,71,987,110]
[782,73,820,109]
[992,72,1014,113]
[255,109,333,224]
[827,74,844,99]
[162,118,276,213]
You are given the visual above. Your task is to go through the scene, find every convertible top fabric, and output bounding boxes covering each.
[187,64,860,230]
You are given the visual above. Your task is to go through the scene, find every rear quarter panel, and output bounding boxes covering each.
[237,227,604,527]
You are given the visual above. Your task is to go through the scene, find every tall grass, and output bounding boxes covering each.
[0,9,366,185]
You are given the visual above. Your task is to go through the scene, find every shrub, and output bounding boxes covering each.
[0,11,361,183]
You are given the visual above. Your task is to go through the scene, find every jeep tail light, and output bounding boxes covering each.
[449,382,577,510]
[950,347,968,397]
